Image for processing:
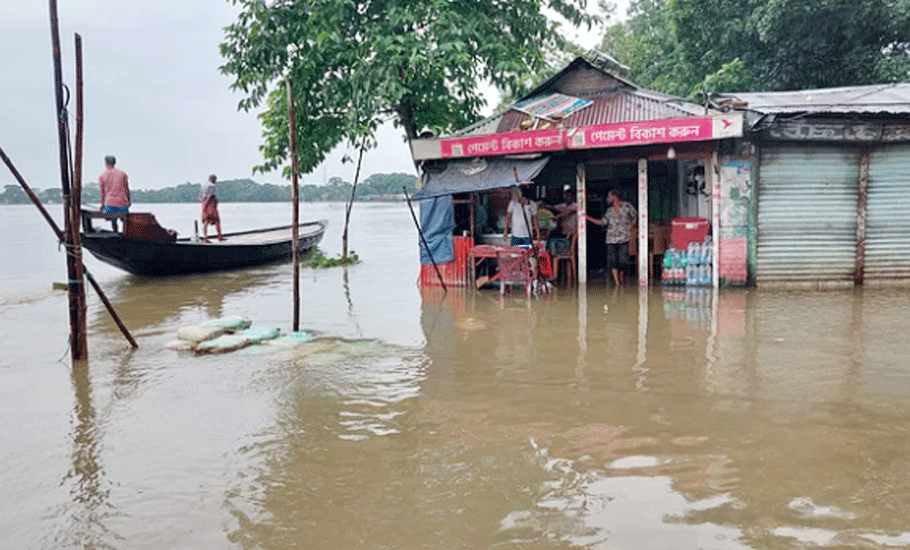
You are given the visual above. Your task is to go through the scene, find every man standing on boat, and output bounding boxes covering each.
[98,155,131,230]
[199,174,224,242]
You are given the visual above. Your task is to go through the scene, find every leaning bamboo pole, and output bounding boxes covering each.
[0,148,138,349]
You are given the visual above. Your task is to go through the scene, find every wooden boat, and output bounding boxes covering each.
[80,209,327,276]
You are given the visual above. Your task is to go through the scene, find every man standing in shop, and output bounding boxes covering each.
[550,186,578,237]
[587,189,636,286]
[503,186,539,246]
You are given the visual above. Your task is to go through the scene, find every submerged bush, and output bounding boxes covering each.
[306,247,361,268]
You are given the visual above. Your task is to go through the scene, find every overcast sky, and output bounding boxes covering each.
[1,1,622,191]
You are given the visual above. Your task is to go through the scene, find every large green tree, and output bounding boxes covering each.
[602,0,910,98]
[220,0,599,177]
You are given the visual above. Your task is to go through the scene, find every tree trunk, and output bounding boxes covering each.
[395,100,418,141]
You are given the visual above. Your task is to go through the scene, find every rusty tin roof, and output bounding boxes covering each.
[447,55,716,138]
[714,83,910,115]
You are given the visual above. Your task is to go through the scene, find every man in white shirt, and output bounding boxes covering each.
[503,186,539,246]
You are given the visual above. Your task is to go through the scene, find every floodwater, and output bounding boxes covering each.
[2,202,910,549]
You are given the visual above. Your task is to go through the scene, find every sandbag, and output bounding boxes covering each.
[176,324,227,343]
[240,326,280,343]
[195,334,253,355]
[266,332,313,346]
[165,339,197,352]
[199,315,252,331]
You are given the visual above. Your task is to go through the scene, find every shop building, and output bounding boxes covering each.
[714,84,910,286]
[409,54,745,288]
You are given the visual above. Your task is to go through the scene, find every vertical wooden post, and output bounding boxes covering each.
[49,0,86,359]
[71,33,88,358]
[469,192,476,240]
[854,149,870,285]
[0,148,137,348]
[575,163,587,284]
[710,150,721,289]
[286,78,300,332]
[637,158,648,288]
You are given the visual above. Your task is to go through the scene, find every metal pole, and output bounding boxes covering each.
[0,148,137,348]
[404,187,447,292]
[286,78,300,332]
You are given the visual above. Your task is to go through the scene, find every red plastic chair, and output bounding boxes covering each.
[496,249,533,296]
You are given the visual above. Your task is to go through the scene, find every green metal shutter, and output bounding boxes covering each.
[866,144,910,279]
[757,145,859,283]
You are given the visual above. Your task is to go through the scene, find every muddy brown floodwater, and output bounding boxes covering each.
[2,202,910,549]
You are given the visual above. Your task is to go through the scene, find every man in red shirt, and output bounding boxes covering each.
[98,155,131,230]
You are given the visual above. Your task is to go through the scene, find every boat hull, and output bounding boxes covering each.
[81,220,327,276]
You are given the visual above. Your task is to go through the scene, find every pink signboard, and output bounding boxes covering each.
[440,128,564,158]
[567,117,713,149]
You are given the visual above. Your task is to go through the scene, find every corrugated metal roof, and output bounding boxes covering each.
[443,54,717,139]
[446,89,712,138]
[446,113,504,137]
[497,89,709,133]
[715,83,910,115]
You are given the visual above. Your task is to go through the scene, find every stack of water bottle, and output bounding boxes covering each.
[661,236,713,286]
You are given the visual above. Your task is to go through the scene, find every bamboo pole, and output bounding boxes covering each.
[342,138,366,259]
[286,79,300,332]
[49,0,87,359]
[0,148,138,349]
[71,32,88,357]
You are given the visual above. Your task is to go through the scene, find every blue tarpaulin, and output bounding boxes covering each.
[418,194,454,265]
[413,156,550,266]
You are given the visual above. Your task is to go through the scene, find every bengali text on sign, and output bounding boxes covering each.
[441,129,565,158]
[568,118,713,149]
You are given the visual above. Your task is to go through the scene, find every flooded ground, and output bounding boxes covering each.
[2,203,910,549]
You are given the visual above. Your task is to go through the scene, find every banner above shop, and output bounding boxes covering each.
[440,128,564,158]
[410,113,743,161]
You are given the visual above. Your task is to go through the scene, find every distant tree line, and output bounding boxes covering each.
[0,172,418,205]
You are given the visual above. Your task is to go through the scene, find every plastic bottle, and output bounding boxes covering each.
[700,264,711,286]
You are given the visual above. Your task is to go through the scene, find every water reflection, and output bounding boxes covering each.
[52,361,116,549]
[47,282,910,549]
[225,338,430,548]
[89,269,282,336]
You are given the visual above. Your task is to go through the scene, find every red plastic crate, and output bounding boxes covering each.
[671,217,708,250]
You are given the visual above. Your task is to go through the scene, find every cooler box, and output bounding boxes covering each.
[671,217,708,250]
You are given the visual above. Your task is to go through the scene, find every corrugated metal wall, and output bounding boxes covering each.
[866,144,910,279]
[757,145,859,283]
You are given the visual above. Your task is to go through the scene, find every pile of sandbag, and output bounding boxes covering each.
[165,315,312,355]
